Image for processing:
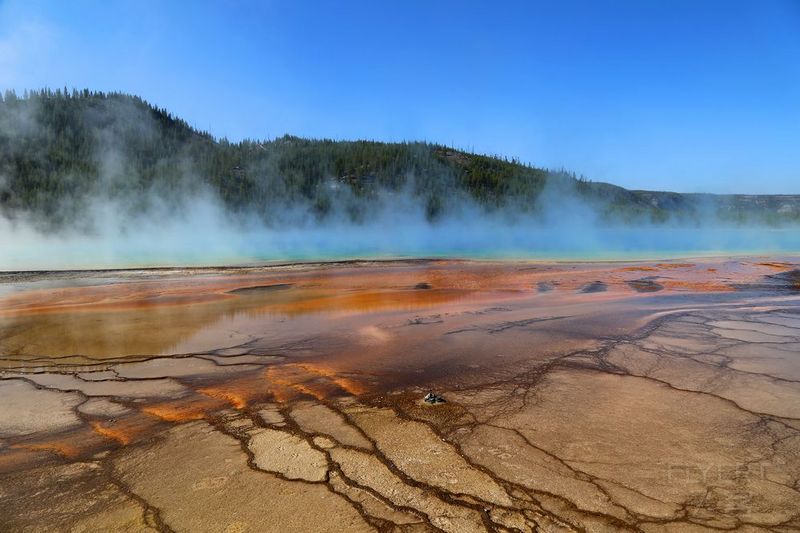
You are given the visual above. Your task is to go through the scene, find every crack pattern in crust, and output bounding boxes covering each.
[1,259,800,531]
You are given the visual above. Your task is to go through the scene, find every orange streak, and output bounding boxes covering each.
[294,363,368,395]
[757,262,792,270]
[12,442,81,459]
[269,384,300,403]
[198,387,248,409]
[89,420,132,445]
[264,363,366,400]
[290,383,328,401]
[142,403,207,422]
[660,280,734,292]
[617,266,658,272]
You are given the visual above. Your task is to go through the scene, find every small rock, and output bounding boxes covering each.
[423,392,446,405]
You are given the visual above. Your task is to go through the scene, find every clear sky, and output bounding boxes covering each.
[1,0,798,193]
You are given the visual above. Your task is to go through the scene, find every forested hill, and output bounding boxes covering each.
[1,89,798,229]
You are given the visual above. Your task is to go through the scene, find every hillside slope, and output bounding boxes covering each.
[1,89,798,229]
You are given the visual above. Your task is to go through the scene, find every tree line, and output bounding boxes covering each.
[1,89,796,229]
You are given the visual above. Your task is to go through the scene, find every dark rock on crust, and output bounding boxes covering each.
[732,268,800,292]
[423,392,445,404]
[579,281,607,293]
[626,278,664,293]
[769,269,800,290]
[537,281,558,292]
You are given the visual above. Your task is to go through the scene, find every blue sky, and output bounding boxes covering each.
[1,0,798,193]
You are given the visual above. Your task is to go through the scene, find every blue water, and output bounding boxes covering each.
[8,225,799,270]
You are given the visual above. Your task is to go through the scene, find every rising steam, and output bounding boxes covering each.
[1,93,799,270]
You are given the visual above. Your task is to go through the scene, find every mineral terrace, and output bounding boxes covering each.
[1,258,800,532]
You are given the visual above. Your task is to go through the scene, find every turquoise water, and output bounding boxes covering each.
[4,224,798,270]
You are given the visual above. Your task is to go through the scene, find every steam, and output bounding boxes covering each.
[3,186,800,271]
[1,95,799,271]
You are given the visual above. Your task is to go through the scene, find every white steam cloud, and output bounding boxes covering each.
[3,185,800,271]
[1,95,799,271]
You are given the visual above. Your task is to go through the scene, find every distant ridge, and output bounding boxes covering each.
[1,89,798,228]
